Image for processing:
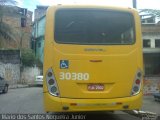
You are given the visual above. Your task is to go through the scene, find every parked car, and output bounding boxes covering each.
[0,76,9,93]
[35,76,43,86]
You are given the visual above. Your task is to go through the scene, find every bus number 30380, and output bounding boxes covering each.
[59,72,89,80]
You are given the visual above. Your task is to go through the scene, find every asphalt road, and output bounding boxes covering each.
[0,87,44,114]
[0,87,141,120]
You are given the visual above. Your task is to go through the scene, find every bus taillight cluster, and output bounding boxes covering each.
[131,70,143,96]
[46,68,60,97]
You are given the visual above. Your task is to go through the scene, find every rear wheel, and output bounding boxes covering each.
[2,85,8,93]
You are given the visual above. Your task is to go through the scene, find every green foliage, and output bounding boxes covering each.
[21,49,36,67]
[21,49,43,68]
[35,58,43,69]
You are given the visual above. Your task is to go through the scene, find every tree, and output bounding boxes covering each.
[0,0,17,43]
[0,0,17,5]
[21,49,36,67]
[139,9,160,18]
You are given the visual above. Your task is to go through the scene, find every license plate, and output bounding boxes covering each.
[87,84,104,91]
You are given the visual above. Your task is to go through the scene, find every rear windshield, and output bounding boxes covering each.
[55,9,135,45]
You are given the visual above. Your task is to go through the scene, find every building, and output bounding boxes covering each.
[32,5,49,63]
[32,16,45,63]
[0,5,33,49]
[142,17,160,77]
[141,15,160,95]
[34,5,48,21]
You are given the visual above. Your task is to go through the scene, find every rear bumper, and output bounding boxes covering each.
[43,92,143,112]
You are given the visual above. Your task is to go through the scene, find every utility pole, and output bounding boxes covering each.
[132,0,137,9]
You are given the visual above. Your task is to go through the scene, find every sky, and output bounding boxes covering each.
[16,0,160,14]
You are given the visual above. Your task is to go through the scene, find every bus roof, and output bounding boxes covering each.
[48,4,137,13]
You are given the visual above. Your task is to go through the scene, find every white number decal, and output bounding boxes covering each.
[60,72,65,80]
[72,73,76,80]
[77,73,83,80]
[84,73,89,80]
[59,72,89,80]
[65,72,71,80]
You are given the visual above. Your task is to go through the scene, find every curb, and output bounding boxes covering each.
[8,84,43,89]
[9,85,29,89]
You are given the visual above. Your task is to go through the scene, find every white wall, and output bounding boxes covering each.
[21,67,41,85]
[0,62,20,86]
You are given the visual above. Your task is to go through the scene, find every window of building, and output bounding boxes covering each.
[38,43,41,48]
[21,18,26,27]
[141,16,155,23]
[143,53,160,76]
[143,39,151,48]
[18,8,27,16]
[155,39,160,48]
[147,18,155,23]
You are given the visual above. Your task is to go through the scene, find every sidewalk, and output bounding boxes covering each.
[142,95,160,114]
[9,84,29,89]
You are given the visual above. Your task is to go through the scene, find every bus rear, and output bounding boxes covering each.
[43,5,143,112]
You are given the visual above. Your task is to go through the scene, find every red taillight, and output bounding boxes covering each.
[135,79,140,85]
[131,70,143,96]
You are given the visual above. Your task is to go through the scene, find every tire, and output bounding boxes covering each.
[2,85,8,93]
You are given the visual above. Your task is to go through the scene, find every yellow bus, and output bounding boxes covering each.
[43,5,143,112]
